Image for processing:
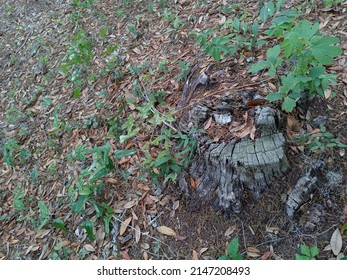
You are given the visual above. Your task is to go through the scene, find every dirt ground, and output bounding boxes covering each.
[0,0,346,260]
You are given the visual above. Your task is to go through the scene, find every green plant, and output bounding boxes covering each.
[219,238,244,260]
[49,241,70,260]
[176,60,190,82]
[72,0,94,9]
[195,30,236,62]
[69,144,116,240]
[127,25,142,39]
[294,124,347,152]
[13,185,25,211]
[322,0,344,8]
[60,30,93,97]
[37,201,50,231]
[295,244,319,260]
[250,18,342,112]
[3,139,20,166]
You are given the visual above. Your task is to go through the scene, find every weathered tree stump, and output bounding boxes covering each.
[178,90,290,215]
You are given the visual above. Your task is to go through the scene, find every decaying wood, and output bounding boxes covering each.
[285,161,324,217]
[178,90,290,215]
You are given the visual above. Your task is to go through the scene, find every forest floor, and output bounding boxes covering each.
[0,0,347,260]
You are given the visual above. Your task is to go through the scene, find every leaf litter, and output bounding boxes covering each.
[0,0,346,260]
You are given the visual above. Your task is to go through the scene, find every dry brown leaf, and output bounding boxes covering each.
[132,211,139,221]
[330,228,342,256]
[199,247,208,255]
[287,115,302,133]
[192,250,199,260]
[261,251,272,260]
[175,235,187,241]
[323,244,332,251]
[83,244,95,252]
[204,116,213,130]
[140,243,150,250]
[173,200,180,210]
[120,216,132,236]
[170,210,175,218]
[157,226,176,236]
[35,229,51,239]
[268,82,277,91]
[236,124,252,138]
[96,226,106,247]
[121,251,131,260]
[310,128,321,134]
[135,225,141,243]
[106,178,118,184]
[250,125,256,140]
[190,177,196,189]
[123,200,137,209]
[247,252,260,258]
[224,225,236,237]
[118,158,130,165]
[324,88,332,99]
[143,251,148,260]
[137,183,151,191]
[247,247,260,253]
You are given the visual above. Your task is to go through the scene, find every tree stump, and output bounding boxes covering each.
[178,89,290,215]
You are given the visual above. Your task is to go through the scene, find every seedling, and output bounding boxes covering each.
[219,238,244,260]
[295,244,319,260]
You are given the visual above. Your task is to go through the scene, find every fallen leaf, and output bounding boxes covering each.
[135,225,141,243]
[106,178,118,184]
[83,244,95,252]
[190,177,196,189]
[261,251,272,260]
[96,226,105,246]
[157,226,176,236]
[247,252,260,258]
[170,210,175,218]
[247,247,260,253]
[120,216,132,236]
[268,82,277,91]
[330,228,342,256]
[121,251,131,260]
[323,244,332,251]
[123,200,137,209]
[204,117,213,130]
[192,250,199,260]
[224,225,236,237]
[199,247,208,255]
[175,235,187,241]
[173,200,180,211]
[140,243,150,250]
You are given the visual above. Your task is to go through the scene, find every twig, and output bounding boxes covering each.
[147,211,164,227]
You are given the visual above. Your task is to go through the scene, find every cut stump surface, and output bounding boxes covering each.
[178,90,290,215]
